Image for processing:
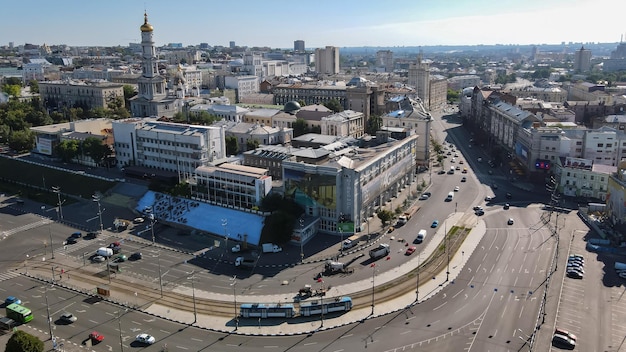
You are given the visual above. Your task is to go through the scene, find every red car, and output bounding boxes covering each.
[89,331,104,344]
[405,246,416,255]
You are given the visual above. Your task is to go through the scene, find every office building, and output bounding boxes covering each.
[294,40,305,52]
[574,46,592,72]
[315,46,340,75]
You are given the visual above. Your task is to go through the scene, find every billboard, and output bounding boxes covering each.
[564,157,592,170]
[515,142,529,161]
[284,169,337,209]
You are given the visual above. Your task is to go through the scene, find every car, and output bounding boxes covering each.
[438,170,446,175]
[485,196,494,201]
[567,262,584,271]
[462,168,468,173]
[70,231,82,239]
[454,186,460,192]
[569,254,584,261]
[473,206,483,211]
[129,252,142,261]
[461,176,467,182]
[507,218,514,225]
[65,236,79,244]
[477,157,482,162]
[85,232,98,239]
[431,220,439,228]
[422,192,431,197]
[451,158,456,163]
[446,151,452,155]
[506,192,512,199]
[554,328,577,341]
[4,296,21,305]
[405,246,416,256]
[454,153,459,157]
[475,209,485,216]
[108,241,121,248]
[89,331,104,344]
[114,254,127,262]
[567,270,583,279]
[91,255,105,263]
[503,203,510,210]
[552,333,576,349]
[388,226,395,233]
[109,241,122,254]
[59,312,77,323]
[568,258,584,266]
[135,333,156,345]
[133,217,145,223]
[459,160,464,164]
[455,165,461,170]
[419,194,430,200]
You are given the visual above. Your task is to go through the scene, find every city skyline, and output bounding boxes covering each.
[2,0,626,49]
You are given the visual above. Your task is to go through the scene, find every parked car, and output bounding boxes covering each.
[554,328,577,342]
[566,270,583,279]
[85,232,98,239]
[552,333,576,349]
[108,241,122,254]
[459,160,464,164]
[135,333,156,345]
[507,218,514,225]
[503,203,510,210]
[438,170,446,175]
[405,246,416,256]
[133,217,145,223]
[419,194,430,200]
[59,312,77,323]
[462,168,468,173]
[65,236,79,244]
[91,255,105,263]
[454,186,460,192]
[70,232,82,239]
[473,206,483,211]
[461,176,467,182]
[4,296,21,305]
[475,209,485,216]
[129,252,143,261]
[431,220,439,228]
[114,254,127,263]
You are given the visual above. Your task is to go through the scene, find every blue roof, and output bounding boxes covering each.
[136,191,264,245]
[387,110,405,118]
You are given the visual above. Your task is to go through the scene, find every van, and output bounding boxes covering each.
[416,229,427,243]
[341,235,361,250]
[446,192,454,201]
[96,247,113,257]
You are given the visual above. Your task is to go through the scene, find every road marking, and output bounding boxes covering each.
[433,302,447,311]
[452,290,463,299]
[175,346,189,350]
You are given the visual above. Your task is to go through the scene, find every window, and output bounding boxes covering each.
[598,143,603,147]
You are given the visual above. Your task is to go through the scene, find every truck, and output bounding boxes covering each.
[369,243,390,259]
[297,284,327,298]
[325,261,347,273]
[396,212,413,226]
[341,235,361,250]
[261,243,282,253]
[234,257,255,268]
[231,244,248,253]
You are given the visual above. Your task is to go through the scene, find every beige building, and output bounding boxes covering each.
[315,46,340,75]
[320,110,365,138]
[39,80,124,110]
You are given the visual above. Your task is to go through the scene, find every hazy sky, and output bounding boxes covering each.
[3,0,625,48]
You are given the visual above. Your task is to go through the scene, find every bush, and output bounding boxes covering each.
[5,330,44,352]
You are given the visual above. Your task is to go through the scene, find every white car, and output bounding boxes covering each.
[135,333,156,345]
[454,186,460,192]
[133,217,145,223]
[507,218,514,225]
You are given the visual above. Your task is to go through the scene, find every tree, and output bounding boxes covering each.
[28,80,39,93]
[2,84,21,98]
[293,118,307,137]
[56,139,80,162]
[225,136,238,155]
[169,182,191,198]
[4,77,21,86]
[323,99,343,113]
[246,139,259,151]
[377,209,393,225]
[365,115,382,135]
[446,88,460,103]
[82,137,110,165]
[297,100,306,107]
[123,85,137,109]
[5,330,44,352]
[8,129,34,152]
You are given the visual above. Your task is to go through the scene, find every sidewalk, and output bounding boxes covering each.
[24,212,487,336]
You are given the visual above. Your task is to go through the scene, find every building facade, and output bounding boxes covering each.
[39,80,124,110]
[574,46,592,72]
[315,46,340,75]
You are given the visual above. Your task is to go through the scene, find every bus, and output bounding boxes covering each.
[6,303,33,323]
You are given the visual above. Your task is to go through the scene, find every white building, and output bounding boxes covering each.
[381,96,433,165]
[320,110,364,138]
[315,46,340,75]
[189,104,249,123]
[556,156,614,200]
[224,75,259,102]
[112,119,226,178]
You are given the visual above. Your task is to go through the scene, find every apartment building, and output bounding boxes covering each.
[39,80,124,110]
[315,46,340,75]
[224,75,259,102]
[320,110,365,138]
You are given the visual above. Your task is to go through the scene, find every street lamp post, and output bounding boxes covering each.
[41,206,55,259]
[416,252,420,303]
[44,284,53,341]
[156,251,163,297]
[149,213,156,244]
[188,271,197,324]
[118,309,127,352]
[221,219,228,253]
[445,218,450,282]
[231,275,238,330]
[52,186,63,220]
[299,218,305,263]
[92,194,104,233]
[370,263,376,315]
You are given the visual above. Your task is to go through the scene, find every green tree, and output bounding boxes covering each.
[2,84,21,98]
[297,100,306,107]
[82,137,110,165]
[28,80,39,93]
[246,139,259,151]
[293,118,307,137]
[56,139,80,162]
[169,182,191,197]
[4,77,21,86]
[323,99,343,113]
[5,330,44,352]
[446,88,460,103]
[365,114,382,135]
[122,85,137,109]
[8,129,34,152]
[377,209,393,225]
[261,210,295,244]
[225,135,238,155]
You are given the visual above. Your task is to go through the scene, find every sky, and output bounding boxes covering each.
[2,0,625,49]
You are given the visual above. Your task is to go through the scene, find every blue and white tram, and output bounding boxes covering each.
[239,303,296,318]
[299,296,353,317]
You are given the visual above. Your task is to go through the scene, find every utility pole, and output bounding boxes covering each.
[445,219,450,282]
[52,186,63,219]
[41,206,55,259]
[299,217,305,263]
[231,276,238,330]
[416,252,420,303]
[92,194,104,233]
[44,284,53,341]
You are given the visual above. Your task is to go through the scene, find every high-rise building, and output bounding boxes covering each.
[314,46,340,75]
[407,54,430,106]
[229,41,236,49]
[574,46,592,72]
[376,50,393,72]
[294,40,305,52]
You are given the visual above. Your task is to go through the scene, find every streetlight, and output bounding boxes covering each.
[44,283,53,341]
[416,252,420,303]
[118,309,127,352]
[92,193,104,233]
[153,251,163,297]
[187,271,197,324]
[445,219,450,282]
[41,206,55,259]
[221,218,229,253]
[149,213,156,244]
[370,263,376,315]
[230,275,238,330]
[299,217,305,263]
[52,186,63,220]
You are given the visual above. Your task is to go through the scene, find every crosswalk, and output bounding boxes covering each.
[0,271,21,282]
[0,218,52,240]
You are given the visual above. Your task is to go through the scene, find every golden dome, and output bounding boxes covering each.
[140,12,153,32]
